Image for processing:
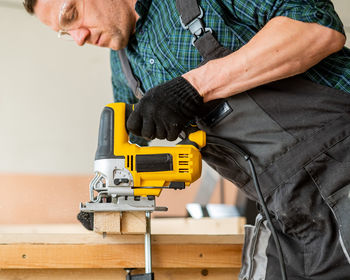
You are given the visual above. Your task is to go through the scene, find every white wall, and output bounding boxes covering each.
[333,0,350,44]
[0,1,349,175]
[0,3,112,174]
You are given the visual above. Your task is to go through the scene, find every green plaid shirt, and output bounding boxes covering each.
[111,0,350,104]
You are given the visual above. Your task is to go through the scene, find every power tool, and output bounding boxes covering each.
[80,102,206,279]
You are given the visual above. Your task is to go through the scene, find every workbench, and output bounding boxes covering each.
[0,217,244,280]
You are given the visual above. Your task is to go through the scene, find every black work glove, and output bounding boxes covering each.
[77,211,94,231]
[127,76,203,141]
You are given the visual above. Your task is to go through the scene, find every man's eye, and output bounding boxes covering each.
[60,4,78,29]
[65,8,77,24]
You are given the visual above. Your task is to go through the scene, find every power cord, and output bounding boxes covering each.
[206,136,288,280]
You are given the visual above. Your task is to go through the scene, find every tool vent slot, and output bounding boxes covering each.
[127,155,130,168]
[178,154,189,172]
[179,168,189,173]
[131,155,134,171]
[179,154,189,158]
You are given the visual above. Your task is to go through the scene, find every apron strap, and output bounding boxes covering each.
[117,48,144,100]
[176,0,229,59]
[175,0,233,127]
[194,32,233,62]
[175,0,201,26]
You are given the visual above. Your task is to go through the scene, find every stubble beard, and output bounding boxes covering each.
[107,27,124,50]
[109,23,133,50]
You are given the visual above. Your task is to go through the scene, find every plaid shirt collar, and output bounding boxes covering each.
[135,0,152,32]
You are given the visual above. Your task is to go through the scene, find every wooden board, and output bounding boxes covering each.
[0,217,245,244]
[121,211,147,234]
[94,212,121,234]
[93,212,243,235]
[94,211,147,234]
[0,243,243,269]
[152,217,245,235]
[0,218,245,279]
[0,268,241,280]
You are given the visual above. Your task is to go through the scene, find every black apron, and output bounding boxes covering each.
[119,0,350,269]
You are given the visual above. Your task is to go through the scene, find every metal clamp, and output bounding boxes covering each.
[124,211,154,280]
[179,6,212,46]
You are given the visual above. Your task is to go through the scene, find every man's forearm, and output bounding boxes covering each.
[183,16,346,102]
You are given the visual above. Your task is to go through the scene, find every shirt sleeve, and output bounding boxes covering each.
[232,0,345,35]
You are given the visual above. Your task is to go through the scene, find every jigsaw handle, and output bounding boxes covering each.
[125,103,206,148]
[95,103,205,161]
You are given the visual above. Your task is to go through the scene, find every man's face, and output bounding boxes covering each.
[34,0,138,50]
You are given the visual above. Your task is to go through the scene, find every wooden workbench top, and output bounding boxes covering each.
[0,217,245,244]
[0,217,245,280]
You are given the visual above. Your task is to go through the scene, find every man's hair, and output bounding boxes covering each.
[23,0,37,14]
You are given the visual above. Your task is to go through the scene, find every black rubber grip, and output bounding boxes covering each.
[95,107,115,160]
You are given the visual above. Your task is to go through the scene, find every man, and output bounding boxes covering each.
[24,0,350,279]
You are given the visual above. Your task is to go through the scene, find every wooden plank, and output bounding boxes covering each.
[0,232,244,245]
[94,211,147,235]
[0,243,243,269]
[152,217,245,235]
[0,268,241,280]
[0,221,244,277]
[0,218,245,244]
[121,211,146,234]
[94,212,121,234]
[0,217,245,234]
[94,213,242,235]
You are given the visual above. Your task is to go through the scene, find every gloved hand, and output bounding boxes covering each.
[127,76,203,141]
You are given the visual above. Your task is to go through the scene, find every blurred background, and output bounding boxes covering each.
[0,0,349,224]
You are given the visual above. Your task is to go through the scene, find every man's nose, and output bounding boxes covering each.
[70,28,90,46]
